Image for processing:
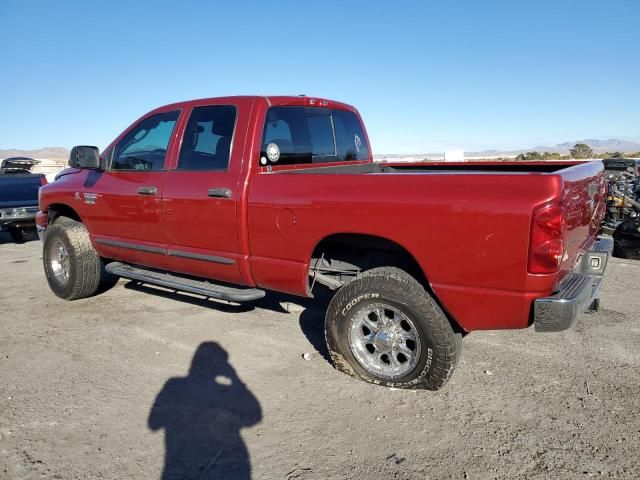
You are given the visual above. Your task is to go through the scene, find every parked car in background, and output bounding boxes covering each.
[37,96,611,390]
[0,157,47,242]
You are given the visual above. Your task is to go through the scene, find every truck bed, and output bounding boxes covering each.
[280,160,583,174]
[250,159,605,330]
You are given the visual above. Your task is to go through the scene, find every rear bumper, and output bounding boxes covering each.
[534,237,613,332]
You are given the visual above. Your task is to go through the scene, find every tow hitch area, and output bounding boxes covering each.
[534,237,613,332]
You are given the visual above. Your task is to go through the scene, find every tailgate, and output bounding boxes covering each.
[0,175,43,209]
[560,161,606,274]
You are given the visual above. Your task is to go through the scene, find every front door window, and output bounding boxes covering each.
[112,111,179,171]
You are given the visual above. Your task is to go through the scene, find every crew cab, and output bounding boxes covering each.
[37,96,611,390]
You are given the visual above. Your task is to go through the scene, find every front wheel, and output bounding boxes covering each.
[43,218,117,300]
[325,267,461,390]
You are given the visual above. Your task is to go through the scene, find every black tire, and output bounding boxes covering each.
[325,267,461,390]
[43,217,117,300]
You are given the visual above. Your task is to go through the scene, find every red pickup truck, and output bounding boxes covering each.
[37,95,611,390]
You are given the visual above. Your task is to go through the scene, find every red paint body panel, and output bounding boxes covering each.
[38,96,605,332]
[246,170,560,330]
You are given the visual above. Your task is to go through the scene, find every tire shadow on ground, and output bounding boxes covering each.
[298,305,331,361]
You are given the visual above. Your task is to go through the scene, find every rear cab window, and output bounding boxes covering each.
[260,106,369,167]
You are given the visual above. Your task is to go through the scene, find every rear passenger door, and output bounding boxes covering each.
[161,103,245,284]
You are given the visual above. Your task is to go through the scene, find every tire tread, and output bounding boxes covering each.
[43,218,111,300]
[325,266,461,390]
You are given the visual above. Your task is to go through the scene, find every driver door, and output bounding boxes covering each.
[84,109,182,270]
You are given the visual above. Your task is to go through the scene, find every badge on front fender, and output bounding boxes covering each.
[82,193,98,205]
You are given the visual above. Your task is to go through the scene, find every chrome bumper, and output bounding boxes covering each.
[534,237,613,332]
[0,206,38,225]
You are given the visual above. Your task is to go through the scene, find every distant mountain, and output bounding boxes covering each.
[376,138,640,161]
[0,147,69,160]
[530,139,640,154]
[463,139,640,158]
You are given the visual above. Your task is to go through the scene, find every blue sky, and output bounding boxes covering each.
[0,0,638,154]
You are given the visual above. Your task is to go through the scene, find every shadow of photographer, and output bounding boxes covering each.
[149,342,262,479]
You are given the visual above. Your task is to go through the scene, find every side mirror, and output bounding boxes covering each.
[69,145,100,169]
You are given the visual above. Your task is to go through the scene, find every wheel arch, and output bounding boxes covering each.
[46,203,83,224]
[309,232,428,287]
[308,232,464,334]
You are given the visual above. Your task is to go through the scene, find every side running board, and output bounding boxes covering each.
[105,262,265,302]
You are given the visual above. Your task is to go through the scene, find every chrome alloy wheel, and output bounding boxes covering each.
[49,240,70,284]
[348,302,421,380]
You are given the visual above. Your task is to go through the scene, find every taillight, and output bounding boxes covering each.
[40,174,48,186]
[528,200,565,274]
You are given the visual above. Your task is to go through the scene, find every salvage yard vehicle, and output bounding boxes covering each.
[603,168,638,232]
[613,217,640,260]
[37,96,611,390]
[0,157,47,242]
[601,158,640,257]
[603,158,640,177]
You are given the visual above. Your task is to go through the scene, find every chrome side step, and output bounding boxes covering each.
[105,262,265,302]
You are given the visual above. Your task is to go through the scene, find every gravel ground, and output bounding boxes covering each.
[1,232,639,480]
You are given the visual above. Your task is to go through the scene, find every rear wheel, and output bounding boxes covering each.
[43,217,117,300]
[325,267,461,390]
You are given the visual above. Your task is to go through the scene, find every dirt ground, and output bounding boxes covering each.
[1,232,639,480]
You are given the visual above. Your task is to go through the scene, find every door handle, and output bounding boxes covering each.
[137,186,158,195]
[207,188,232,199]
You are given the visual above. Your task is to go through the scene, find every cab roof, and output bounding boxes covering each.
[157,95,357,113]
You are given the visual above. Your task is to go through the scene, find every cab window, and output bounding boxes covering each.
[333,109,369,161]
[112,111,179,171]
[260,106,369,166]
[178,105,237,170]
